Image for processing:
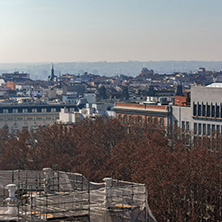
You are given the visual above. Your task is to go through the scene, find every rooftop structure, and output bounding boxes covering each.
[0,169,156,222]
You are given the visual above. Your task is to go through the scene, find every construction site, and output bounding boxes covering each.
[0,168,156,222]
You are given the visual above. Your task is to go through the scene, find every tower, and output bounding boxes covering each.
[48,63,57,82]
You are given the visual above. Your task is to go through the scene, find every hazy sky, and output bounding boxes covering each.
[0,0,222,63]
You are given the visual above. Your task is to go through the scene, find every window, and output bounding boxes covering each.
[51,108,56,112]
[203,124,206,135]
[118,114,121,120]
[182,121,185,130]
[221,104,222,118]
[138,116,142,123]
[154,117,158,124]
[216,105,219,117]
[207,124,211,135]
[207,105,210,117]
[129,115,132,121]
[3,109,8,113]
[148,116,152,123]
[160,118,164,125]
[32,108,37,113]
[194,123,197,134]
[22,125,28,130]
[212,105,215,117]
[216,125,220,133]
[202,105,206,116]
[193,103,197,116]
[70,108,75,112]
[212,125,215,134]
[42,108,47,112]
[198,104,201,116]
[198,123,201,135]
[23,109,28,113]
[12,109,18,113]
[186,122,190,131]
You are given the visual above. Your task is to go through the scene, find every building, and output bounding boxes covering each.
[172,84,222,136]
[0,169,157,222]
[0,103,78,134]
[113,102,170,128]
[59,108,83,124]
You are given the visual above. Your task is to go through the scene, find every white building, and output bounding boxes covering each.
[172,84,222,136]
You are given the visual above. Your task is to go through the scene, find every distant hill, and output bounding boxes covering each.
[1,61,222,79]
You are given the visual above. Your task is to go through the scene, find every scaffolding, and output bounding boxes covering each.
[0,169,156,222]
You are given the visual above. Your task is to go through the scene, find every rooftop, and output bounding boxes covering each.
[0,169,156,222]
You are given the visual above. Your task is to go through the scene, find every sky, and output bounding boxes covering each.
[0,0,222,63]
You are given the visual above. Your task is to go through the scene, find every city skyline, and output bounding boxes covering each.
[1,0,222,63]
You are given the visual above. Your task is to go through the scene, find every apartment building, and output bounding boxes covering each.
[172,84,222,136]
[0,103,78,134]
[113,102,171,128]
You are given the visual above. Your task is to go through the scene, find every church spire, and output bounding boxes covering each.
[51,63,54,79]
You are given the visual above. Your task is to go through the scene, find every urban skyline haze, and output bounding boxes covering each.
[1,0,222,63]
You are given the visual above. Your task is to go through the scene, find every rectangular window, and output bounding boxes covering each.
[129,115,132,121]
[3,109,8,113]
[212,125,215,134]
[42,108,47,112]
[216,125,220,133]
[212,105,215,117]
[221,105,222,118]
[202,105,206,116]
[194,123,197,134]
[193,103,197,116]
[23,109,28,113]
[207,105,210,117]
[118,114,121,120]
[32,108,37,113]
[160,117,164,125]
[203,124,206,135]
[207,124,211,135]
[186,122,190,131]
[154,117,158,124]
[216,105,219,117]
[148,116,152,123]
[138,116,142,123]
[12,109,18,113]
[124,114,127,121]
[182,121,185,129]
[198,104,201,116]
[198,123,201,135]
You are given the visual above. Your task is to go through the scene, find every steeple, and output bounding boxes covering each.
[48,63,57,82]
[51,63,54,79]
